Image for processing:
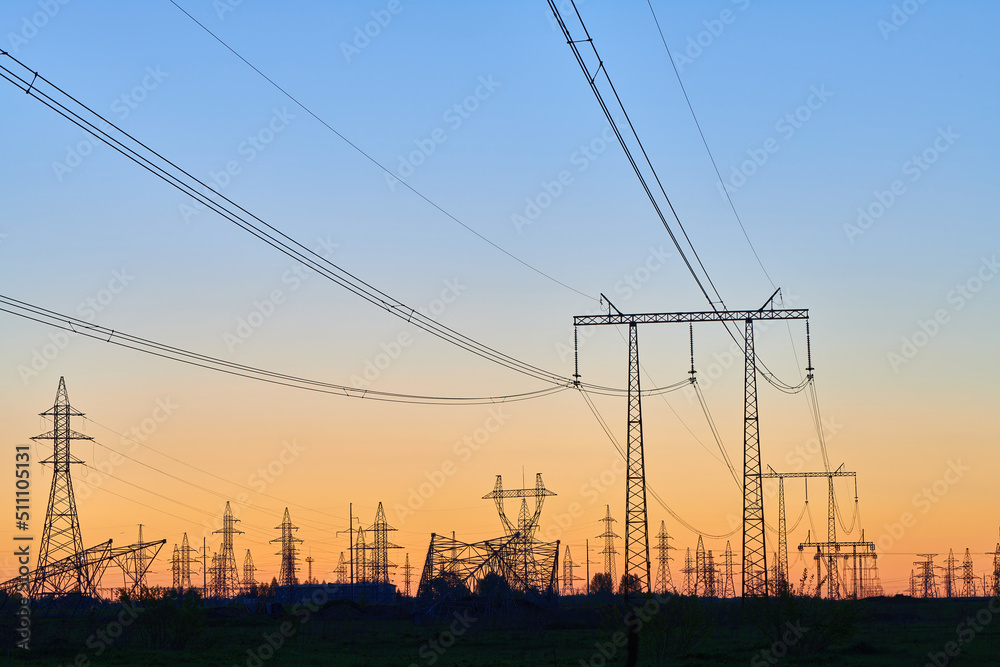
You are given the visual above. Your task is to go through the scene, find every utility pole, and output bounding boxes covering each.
[202,537,207,597]
[574,290,810,597]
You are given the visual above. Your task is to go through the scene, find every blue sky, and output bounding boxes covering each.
[1,1,997,592]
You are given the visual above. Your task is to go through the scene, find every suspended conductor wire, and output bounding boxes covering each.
[645,0,775,289]
[0,53,576,389]
[167,0,596,304]
[0,293,571,405]
[577,386,739,539]
[547,2,813,393]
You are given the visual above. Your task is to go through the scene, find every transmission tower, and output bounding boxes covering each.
[909,569,917,597]
[243,549,257,591]
[775,476,788,594]
[171,544,181,589]
[596,505,619,591]
[335,551,348,584]
[402,553,414,596]
[653,521,676,594]
[943,549,957,598]
[575,293,810,597]
[562,545,583,595]
[33,377,94,595]
[212,501,243,597]
[355,527,368,583]
[993,529,1000,596]
[695,536,707,596]
[178,532,196,591]
[306,555,315,585]
[721,541,736,598]
[271,507,303,587]
[915,554,938,598]
[368,502,402,584]
[962,549,976,598]
[683,547,694,595]
[135,525,149,591]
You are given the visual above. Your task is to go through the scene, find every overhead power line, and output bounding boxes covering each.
[168,0,597,303]
[0,293,570,405]
[0,52,573,388]
[645,0,775,289]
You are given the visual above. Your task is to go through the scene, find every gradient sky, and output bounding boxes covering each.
[1,1,997,595]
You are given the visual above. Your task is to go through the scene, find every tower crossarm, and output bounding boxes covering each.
[574,309,808,327]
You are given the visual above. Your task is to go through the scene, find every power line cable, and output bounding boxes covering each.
[167,0,596,304]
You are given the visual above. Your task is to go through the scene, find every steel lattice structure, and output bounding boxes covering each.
[243,549,257,591]
[574,294,810,597]
[271,507,303,587]
[799,534,878,598]
[415,532,559,619]
[335,551,348,584]
[367,502,402,584]
[402,553,413,596]
[765,465,857,598]
[962,549,977,597]
[178,532,196,591]
[914,554,938,598]
[212,501,243,596]
[653,521,675,594]
[721,541,736,598]
[33,377,93,595]
[482,473,557,592]
[596,504,619,590]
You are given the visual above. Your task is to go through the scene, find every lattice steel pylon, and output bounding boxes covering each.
[741,318,768,597]
[402,552,413,596]
[355,527,368,583]
[721,540,736,598]
[212,501,243,597]
[943,549,957,598]
[171,544,180,589]
[624,322,651,595]
[573,292,809,598]
[775,476,789,595]
[368,502,402,584]
[33,376,94,595]
[271,508,303,587]
[178,532,196,591]
[596,505,619,589]
[563,545,583,595]
[482,473,558,592]
[992,530,1000,596]
[962,548,976,598]
[915,554,938,598]
[335,551,348,584]
[243,549,256,592]
[683,548,694,595]
[653,521,675,594]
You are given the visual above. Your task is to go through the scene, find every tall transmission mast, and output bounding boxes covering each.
[33,377,93,595]
[243,549,256,591]
[574,292,810,597]
[766,465,857,598]
[915,554,938,598]
[683,548,694,595]
[213,501,243,597]
[335,552,348,585]
[596,505,619,590]
[179,532,196,591]
[943,549,957,598]
[171,544,180,589]
[271,508,303,587]
[368,502,402,584]
[402,553,413,596]
[653,521,675,594]
[721,541,736,598]
[306,555,315,585]
[962,549,976,598]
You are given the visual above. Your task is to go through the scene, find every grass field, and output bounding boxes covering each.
[3,593,1000,666]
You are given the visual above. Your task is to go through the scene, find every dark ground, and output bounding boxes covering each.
[3,592,999,666]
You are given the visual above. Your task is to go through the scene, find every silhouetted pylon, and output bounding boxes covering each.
[653,521,675,594]
[213,501,243,597]
[271,507,303,587]
[962,548,976,598]
[243,549,257,591]
[33,377,93,595]
[368,502,402,584]
[596,505,619,588]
